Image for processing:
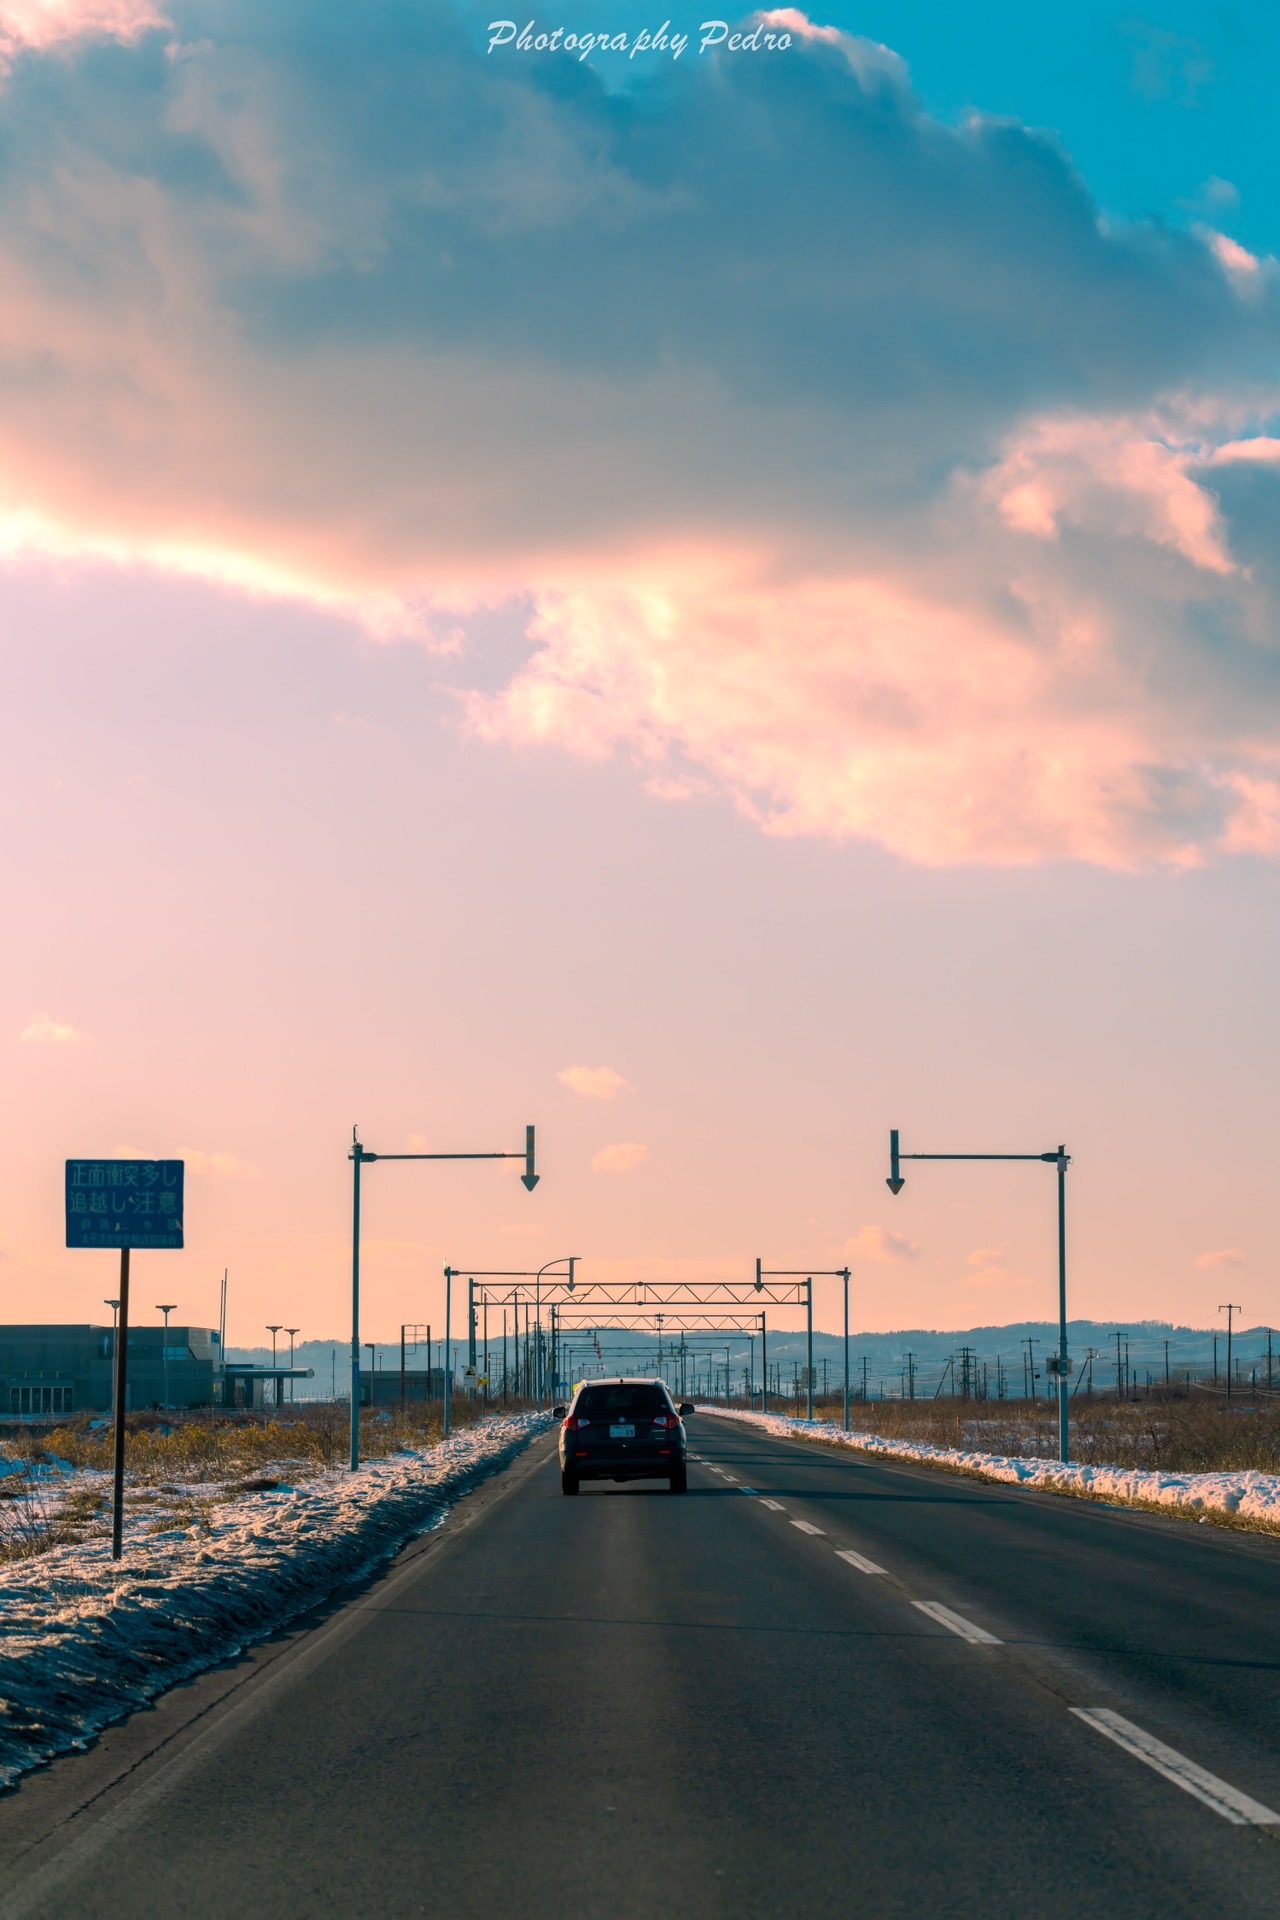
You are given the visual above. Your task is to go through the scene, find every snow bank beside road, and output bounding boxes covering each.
[697,1406,1280,1525]
[0,1413,550,1789]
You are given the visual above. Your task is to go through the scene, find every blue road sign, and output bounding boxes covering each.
[65,1160,184,1250]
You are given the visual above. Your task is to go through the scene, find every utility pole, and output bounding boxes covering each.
[959,1345,977,1400]
[156,1304,177,1410]
[1164,1337,1170,1389]
[906,1350,917,1400]
[1220,1304,1241,1399]
[1115,1330,1123,1399]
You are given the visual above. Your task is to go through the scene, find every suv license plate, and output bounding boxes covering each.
[609,1423,635,1439]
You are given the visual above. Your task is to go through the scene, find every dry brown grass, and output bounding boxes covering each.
[31,1395,507,1483]
[752,1388,1280,1477]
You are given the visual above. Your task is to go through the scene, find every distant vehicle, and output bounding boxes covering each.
[553,1378,694,1495]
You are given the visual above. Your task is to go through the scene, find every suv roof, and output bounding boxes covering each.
[575,1377,669,1388]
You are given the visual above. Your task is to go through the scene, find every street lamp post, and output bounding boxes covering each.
[266,1325,282,1410]
[156,1304,177,1409]
[104,1299,119,1415]
[887,1129,1072,1464]
[348,1124,539,1469]
[286,1328,300,1404]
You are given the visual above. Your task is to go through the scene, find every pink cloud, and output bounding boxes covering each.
[469,551,1280,870]
[19,1011,86,1043]
[1205,437,1280,468]
[113,1144,260,1180]
[0,0,167,70]
[183,1149,260,1182]
[983,412,1236,575]
[1195,1247,1245,1269]
[557,1065,634,1100]
[591,1142,650,1174]
[756,10,908,87]
[843,1225,919,1264]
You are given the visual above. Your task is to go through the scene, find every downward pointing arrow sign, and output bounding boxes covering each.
[521,1173,540,1192]
[886,1177,905,1195]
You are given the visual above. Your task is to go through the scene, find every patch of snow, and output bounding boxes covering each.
[697,1406,1280,1524]
[0,1414,550,1789]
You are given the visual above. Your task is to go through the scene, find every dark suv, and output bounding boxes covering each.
[555,1378,694,1495]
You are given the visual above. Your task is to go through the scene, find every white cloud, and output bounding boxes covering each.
[1195,1247,1245,1270]
[558,1065,634,1100]
[592,1142,650,1174]
[19,1012,86,1043]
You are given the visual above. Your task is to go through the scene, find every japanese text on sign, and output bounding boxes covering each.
[65,1160,185,1250]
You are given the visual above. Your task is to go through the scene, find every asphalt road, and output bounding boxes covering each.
[3,1414,1280,1918]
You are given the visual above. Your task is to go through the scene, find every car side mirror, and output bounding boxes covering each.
[679,1403,695,1417]
[552,1405,567,1419]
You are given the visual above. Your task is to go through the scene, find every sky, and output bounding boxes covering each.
[1,0,1278,1345]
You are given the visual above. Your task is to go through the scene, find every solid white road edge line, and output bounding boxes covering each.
[791,1520,825,1535]
[1071,1709,1280,1827]
[835,1548,887,1576]
[912,1600,1001,1645]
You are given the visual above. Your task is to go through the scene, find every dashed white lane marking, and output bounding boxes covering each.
[835,1548,887,1576]
[1071,1709,1280,1827]
[759,1498,785,1512]
[791,1520,825,1536]
[912,1601,1001,1645]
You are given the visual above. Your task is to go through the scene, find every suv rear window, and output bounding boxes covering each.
[576,1384,670,1419]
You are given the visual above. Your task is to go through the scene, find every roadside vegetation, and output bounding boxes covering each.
[0,1396,534,1562]
[734,1388,1280,1477]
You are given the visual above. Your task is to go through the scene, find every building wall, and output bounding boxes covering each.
[365,1369,447,1406]
[0,1324,221,1416]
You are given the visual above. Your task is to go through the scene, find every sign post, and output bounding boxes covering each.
[66,1159,184,1559]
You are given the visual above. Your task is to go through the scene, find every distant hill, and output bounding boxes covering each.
[227,1320,1277,1401]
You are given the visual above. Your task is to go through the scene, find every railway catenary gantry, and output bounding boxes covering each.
[451,1265,832,1416]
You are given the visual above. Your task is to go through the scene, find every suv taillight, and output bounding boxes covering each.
[652,1412,678,1428]
[563,1415,588,1431]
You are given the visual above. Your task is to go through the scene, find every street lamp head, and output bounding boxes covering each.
[887,1128,904,1194]
[520,1123,539,1191]
[886,1177,905,1195]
